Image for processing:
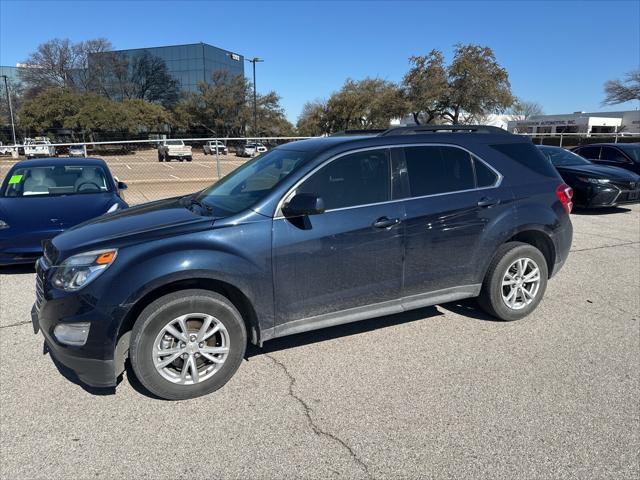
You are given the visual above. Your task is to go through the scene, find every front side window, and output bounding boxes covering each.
[296,149,391,210]
[617,144,640,163]
[599,147,628,163]
[404,146,475,197]
[575,146,600,160]
[2,165,110,197]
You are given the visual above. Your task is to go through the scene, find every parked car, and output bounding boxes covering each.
[0,158,128,265]
[158,140,192,162]
[0,142,14,156]
[68,144,86,157]
[33,125,573,400]
[203,140,228,156]
[24,137,56,159]
[572,143,640,175]
[238,142,268,157]
[538,145,640,208]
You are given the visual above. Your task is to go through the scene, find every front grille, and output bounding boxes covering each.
[610,180,638,191]
[35,272,44,313]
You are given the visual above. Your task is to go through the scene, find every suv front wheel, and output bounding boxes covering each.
[129,289,247,400]
[478,242,548,321]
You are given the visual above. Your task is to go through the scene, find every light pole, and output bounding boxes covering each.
[0,75,17,146]
[246,57,263,137]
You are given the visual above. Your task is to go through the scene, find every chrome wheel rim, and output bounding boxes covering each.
[501,257,541,310]
[152,313,229,385]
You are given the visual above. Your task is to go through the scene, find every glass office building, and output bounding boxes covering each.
[91,42,244,94]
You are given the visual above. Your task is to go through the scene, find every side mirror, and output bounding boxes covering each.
[282,193,325,217]
[117,181,128,190]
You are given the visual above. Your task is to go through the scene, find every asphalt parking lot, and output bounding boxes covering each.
[0,205,638,479]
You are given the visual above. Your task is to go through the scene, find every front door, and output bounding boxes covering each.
[272,148,404,332]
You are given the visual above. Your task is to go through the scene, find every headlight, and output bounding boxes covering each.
[106,203,119,213]
[52,249,117,291]
[0,220,9,229]
[577,177,610,185]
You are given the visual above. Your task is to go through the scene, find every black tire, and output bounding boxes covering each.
[477,241,548,321]
[158,153,163,162]
[186,156,192,162]
[129,289,247,400]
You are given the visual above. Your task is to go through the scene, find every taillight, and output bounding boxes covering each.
[556,183,573,214]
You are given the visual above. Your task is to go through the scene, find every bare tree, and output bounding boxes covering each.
[19,38,113,93]
[602,70,640,105]
[509,99,544,119]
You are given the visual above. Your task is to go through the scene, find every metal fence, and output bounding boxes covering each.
[0,137,310,205]
[517,131,640,147]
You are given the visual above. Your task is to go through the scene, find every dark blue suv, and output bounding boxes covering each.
[32,126,573,400]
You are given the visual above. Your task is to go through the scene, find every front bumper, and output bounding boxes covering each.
[32,306,116,387]
[32,259,120,388]
[579,183,640,208]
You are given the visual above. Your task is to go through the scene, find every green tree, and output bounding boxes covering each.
[442,44,514,124]
[17,87,81,131]
[602,70,640,105]
[402,50,448,124]
[255,91,295,136]
[296,100,329,136]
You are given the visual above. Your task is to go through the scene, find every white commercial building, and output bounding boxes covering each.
[506,110,640,135]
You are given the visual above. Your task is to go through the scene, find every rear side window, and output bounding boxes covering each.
[474,159,499,187]
[491,142,558,177]
[297,149,391,210]
[404,146,475,197]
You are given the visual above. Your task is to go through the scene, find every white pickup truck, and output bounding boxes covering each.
[24,137,57,159]
[157,140,192,162]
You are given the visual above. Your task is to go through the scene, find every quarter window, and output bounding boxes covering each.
[404,146,475,197]
[296,149,391,210]
[474,159,499,187]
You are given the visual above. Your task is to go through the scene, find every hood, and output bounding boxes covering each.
[51,196,213,256]
[0,193,118,231]
[557,163,640,180]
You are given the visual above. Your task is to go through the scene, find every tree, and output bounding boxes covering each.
[402,50,448,124]
[325,78,406,131]
[602,70,640,105]
[441,44,514,124]
[509,99,544,119]
[17,87,172,136]
[255,91,295,136]
[19,38,113,95]
[177,70,251,137]
[124,52,180,107]
[296,100,330,136]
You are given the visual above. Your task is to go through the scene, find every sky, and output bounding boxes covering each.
[1,0,638,123]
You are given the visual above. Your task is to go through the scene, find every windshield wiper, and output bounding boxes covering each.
[188,196,214,216]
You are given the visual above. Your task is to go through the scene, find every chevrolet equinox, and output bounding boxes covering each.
[32,126,573,400]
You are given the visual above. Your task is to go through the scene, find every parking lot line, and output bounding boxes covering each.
[169,174,181,180]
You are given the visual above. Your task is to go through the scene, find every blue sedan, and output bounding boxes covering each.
[0,157,128,265]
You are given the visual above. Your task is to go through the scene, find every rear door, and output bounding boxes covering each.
[272,148,404,330]
[597,146,636,171]
[575,146,601,162]
[398,145,507,297]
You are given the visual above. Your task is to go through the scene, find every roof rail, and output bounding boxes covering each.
[330,129,388,137]
[379,125,511,136]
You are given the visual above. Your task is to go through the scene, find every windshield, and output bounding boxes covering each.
[539,146,590,166]
[2,165,112,197]
[196,148,310,216]
[165,140,183,146]
[617,144,640,163]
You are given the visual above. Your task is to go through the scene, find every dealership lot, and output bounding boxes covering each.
[0,205,638,479]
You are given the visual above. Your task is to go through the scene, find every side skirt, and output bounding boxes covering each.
[269,284,481,341]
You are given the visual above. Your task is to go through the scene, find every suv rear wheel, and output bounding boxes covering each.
[478,242,548,321]
[129,289,247,400]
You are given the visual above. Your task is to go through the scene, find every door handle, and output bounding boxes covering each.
[477,197,500,208]
[373,217,401,229]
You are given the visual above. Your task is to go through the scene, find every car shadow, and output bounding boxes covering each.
[572,206,632,215]
[439,298,501,322]
[0,264,36,275]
